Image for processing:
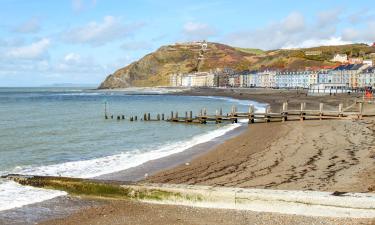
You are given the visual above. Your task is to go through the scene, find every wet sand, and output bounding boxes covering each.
[147,119,375,193]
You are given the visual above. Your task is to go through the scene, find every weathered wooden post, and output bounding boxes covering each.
[248,104,255,124]
[359,102,363,119]
[189,111,193,120]
[282,102,288,122]
[144,113,147,121]
[135,116,138,121]
[130,116,133,122]
[104,101,108,119]
[338,103,343,117]
[300,102,306,121]
[319,103,324,120]
[185,111,188,122]
[264,105,271,123]
[117,115,121,120]
[121,115,125,120]
[175,112,179,119]
[171,111,174,120]
[157,114,160,121]
[161,114,164,121]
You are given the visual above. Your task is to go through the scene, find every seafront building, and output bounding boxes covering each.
[169,64,375,91]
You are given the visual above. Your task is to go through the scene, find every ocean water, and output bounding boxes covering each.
[0,87,266,211]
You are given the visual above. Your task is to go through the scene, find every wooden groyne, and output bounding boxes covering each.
[104,101,368,125]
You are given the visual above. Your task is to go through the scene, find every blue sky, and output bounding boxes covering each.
[0,0,374,86]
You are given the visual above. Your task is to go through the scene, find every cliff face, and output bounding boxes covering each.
[98,42,375,89]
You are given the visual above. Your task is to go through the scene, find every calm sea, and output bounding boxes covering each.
[0,87,265,211]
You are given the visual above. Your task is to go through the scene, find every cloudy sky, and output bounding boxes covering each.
[0,0,374,86]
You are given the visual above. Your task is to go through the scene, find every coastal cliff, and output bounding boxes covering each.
[98,42,374,89]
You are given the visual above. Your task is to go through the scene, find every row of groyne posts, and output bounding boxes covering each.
[104,101,366,125]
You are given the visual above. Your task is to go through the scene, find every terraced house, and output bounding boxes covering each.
[275,71,314,88]
[171,64,375,89]
[359,67,375,87]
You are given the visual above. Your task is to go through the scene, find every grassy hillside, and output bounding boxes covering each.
[99,42,375,89]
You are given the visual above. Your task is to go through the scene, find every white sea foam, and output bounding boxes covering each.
[0,121,243,212]
[17,122,242,178]
[0,180,66,211]
[0,96,265,212]
[196,96,267,112]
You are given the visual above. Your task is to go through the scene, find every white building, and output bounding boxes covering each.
[331,54,348,63]
[275,71,311,88]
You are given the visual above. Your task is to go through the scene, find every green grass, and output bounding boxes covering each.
[235,47,265,55]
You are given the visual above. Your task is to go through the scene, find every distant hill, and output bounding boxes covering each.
[98,42,375,89]
[43,83,97,88]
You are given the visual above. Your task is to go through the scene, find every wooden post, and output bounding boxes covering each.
[219,108,223,116]
[265,105,270,123]
[319,103,323,120]
[176,112,179,119]
[161,114,164,121]
[248,104,254,124]
[144,113,147,121]
[121,115,125,120]
[135,116,138,121]
[117,115,120,120]
[111,115,113,119]
[185,111,188,122]
[104,101,108,119]
[171,111,174,120]
[203,108,207,116]
[147,113,151,121]
[338,103,343,117]
[157,114,160,121]
[189,111,193,120]
[130,116,133,121]
[282,102,288,122]
[359,102,363,119]
[300,102,305,121]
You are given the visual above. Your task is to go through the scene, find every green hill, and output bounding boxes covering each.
[99,42,375,89]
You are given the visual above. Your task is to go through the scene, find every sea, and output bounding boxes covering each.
[0,87,266,212]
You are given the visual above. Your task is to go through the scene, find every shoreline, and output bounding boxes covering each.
[3,88,375,224]
[96,121,248,182]
[0,91,259,224]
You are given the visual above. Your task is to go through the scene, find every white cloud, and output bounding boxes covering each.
[182,22,217,41]
[63,16,144,46]
[72,0,96,12]
[281,12,305,33]
[342,22,375,43]
[14,17,41,33]
[223,11,351,49]
[5,38,50,60]
[282,37,352,49]
[317,9,342,28]
[121,41,152,51]
[55,52,103,74]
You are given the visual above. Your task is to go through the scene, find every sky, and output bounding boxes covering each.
[0,0,374,87]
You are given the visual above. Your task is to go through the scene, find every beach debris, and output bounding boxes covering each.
[332,191,348,196]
